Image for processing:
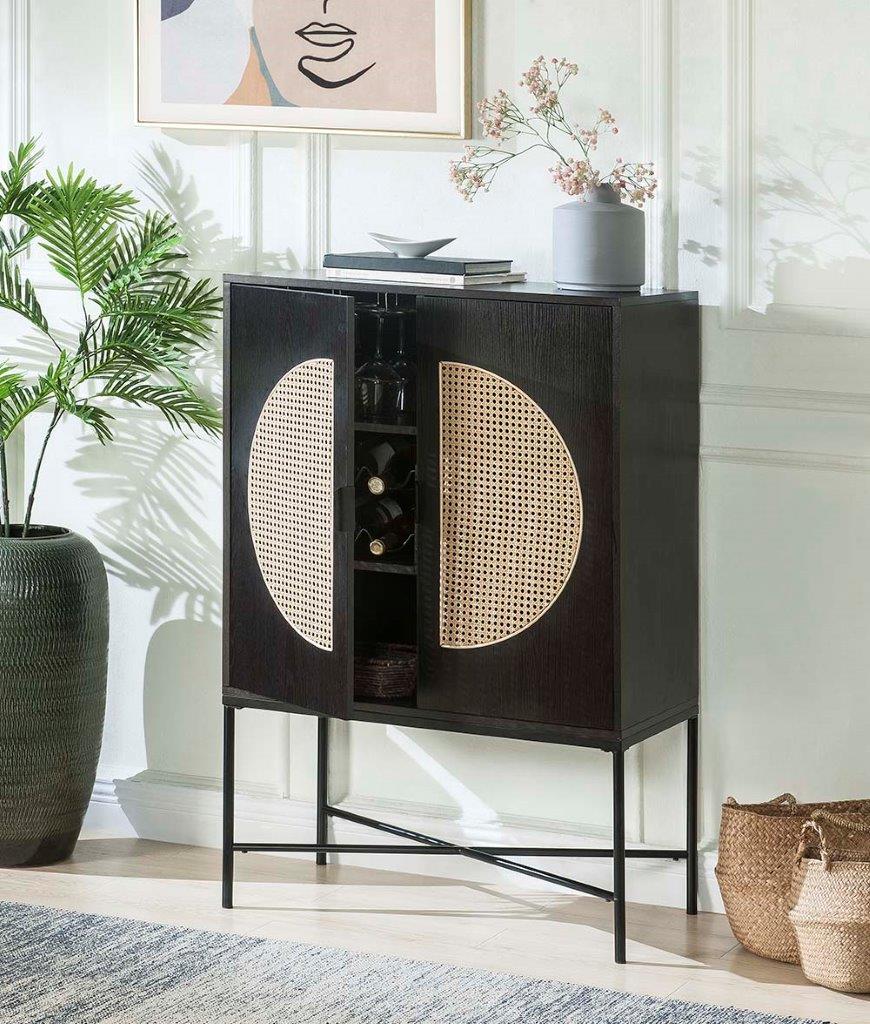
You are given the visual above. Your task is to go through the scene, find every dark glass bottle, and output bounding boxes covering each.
[355,494,415,558]
[356,438,416,496]
[354,311,400,423]
[389,310,416,426]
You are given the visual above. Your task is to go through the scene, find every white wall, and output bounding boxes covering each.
[2,0,870,905]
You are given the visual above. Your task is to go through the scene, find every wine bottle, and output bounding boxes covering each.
[356,495,415,558]
[356,438,416,496]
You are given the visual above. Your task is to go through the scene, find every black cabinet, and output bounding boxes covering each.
[221,272,700,962]
[224,274,699,748]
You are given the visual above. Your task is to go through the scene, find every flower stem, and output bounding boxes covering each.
[22,406,61,538]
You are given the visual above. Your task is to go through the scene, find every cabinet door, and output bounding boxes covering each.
[416,297,614,731]
[225,284,354,717]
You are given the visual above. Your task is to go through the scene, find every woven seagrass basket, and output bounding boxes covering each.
[715,793,870,963]
[790,811,870,993]
[354,643,417,700]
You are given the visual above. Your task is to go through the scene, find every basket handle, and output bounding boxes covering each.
[796,810,870,871]
[725,792,797,809]
[811,808,870,833]
[796,819,831,870]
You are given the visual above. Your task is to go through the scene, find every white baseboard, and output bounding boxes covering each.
[94,771,724,913]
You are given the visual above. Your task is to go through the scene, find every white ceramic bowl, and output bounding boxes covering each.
[369,233,456,259]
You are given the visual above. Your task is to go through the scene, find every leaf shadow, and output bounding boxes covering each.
[68,414,221,626]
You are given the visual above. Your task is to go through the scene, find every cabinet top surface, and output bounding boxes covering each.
[224,270,698,307]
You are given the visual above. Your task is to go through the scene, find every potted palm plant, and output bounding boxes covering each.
[0,140,220,866]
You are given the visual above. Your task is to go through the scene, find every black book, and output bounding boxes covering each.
[323,251,512,276]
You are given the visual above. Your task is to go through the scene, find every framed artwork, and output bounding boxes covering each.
[137,1,471,138]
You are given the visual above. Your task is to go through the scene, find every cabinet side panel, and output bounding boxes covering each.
[416,297,615,732]
[617,299,700,732]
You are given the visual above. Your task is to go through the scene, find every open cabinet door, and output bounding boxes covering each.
[415,295,615,731]
[224,284,354,718]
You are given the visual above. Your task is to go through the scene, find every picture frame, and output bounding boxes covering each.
[136,0,471,139]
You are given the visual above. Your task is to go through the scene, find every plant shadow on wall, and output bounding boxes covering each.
[137,141,299,275]
[95,142,295,790]
[68,414,223,780]
[68,143,241,783]
[682,127,870,328]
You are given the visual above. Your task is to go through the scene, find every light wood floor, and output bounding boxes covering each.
[2,829,868,1023]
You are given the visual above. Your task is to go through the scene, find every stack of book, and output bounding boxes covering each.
[322,252,525,288]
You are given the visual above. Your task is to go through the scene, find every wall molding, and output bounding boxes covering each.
[722,0,755,328]
[720,0,869,338]
[701,444,870,474]
[642,0,678,290]
[306,133,331,270]
[234,131,261,273]
[701,382,870,417]
[9,0,29,147]
[101,770,723,913]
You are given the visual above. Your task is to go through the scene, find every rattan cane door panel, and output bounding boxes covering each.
[439,362,583,649]
[224,284,354,718]
[416,296,615,731]
[248,358,335,651]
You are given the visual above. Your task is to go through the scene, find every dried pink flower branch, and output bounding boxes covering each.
[449,57,657,206]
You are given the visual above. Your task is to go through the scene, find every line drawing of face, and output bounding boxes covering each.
[251,1,436,112]
[294,0,376,90]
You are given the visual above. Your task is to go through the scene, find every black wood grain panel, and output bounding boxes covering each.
[416,297,615,731]
[616,299,700,730]
[223,284,353,717]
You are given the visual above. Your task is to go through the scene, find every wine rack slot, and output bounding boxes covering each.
[352,293,419,703]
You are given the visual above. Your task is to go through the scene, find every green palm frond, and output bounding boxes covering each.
[98,372,221,436]
[0,362,25,403]
[97,210,185,299]
[99,274,221,347]
[0,138,42,218]
[0,223,36,257]
[67,401,115,444]
[25,165,136,294]
[78,317,183,382]
[0,377,53,440]
[40,350,76,407]
[40,350,116,443]
[0,251,49,335]
[0,354,76,440]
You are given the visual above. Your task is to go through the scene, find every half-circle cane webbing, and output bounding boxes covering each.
[248,359,334,651]
[439,361,582,649]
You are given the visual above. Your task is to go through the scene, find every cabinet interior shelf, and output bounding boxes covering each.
[354,421,417,436]
[353,559,416,575]
[353,696,418,713]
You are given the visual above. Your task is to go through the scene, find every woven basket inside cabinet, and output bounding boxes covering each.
[790,811,870,993]
[715,793,870,963]
[355,643,417,700]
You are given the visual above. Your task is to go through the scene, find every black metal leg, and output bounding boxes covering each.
[316,717,329,866]
[612,747,626,964]
[227,717,689,965]
[687,715,699,915]
[222,706,235,909]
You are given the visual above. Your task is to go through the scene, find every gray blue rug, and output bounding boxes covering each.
[0,900,827,1023]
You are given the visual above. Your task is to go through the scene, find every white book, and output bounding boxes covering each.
[322,268,527,287]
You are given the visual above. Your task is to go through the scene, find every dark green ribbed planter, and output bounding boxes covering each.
[0,526,108,867]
